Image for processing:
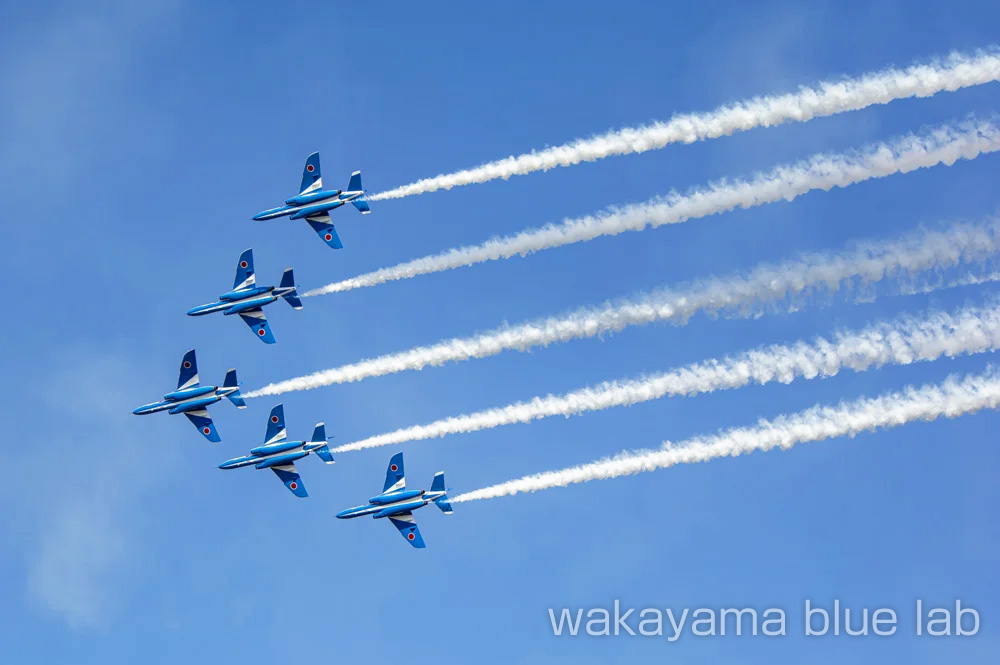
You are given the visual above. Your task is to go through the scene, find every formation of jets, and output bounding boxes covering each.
[133,153,453,548]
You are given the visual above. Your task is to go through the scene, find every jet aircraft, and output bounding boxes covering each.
[219,404,334,497]
[187,248,301,344]
[336,452,452,548]
[253,151,370,249]
[133,349,245,442]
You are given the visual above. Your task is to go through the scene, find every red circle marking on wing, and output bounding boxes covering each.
[407,532,415,540]
[258,328,266,336]
[290,482,298,490]
[203,427,211,435]
[325,233,332,241]
[183,361,191,368]
[390,464,398,472]
[240,261,248,269]
[306,164,314,172]
[271,415,279,423]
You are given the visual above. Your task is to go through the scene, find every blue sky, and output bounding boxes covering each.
[1,0,999,662]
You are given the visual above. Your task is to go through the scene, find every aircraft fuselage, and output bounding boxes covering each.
[253,189,364,221]
[133,385,239,415]
[218,440,326,470]
[187,284,294,317]
[336,488,448,520]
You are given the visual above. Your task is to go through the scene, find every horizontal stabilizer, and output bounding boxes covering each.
[311,422,335,464]
[224,368,246,408]
[280,269,303,310]
[352,197,371,215]
[315,444,335,464]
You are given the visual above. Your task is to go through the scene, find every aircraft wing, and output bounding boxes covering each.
[271,464,308,498]
[233,249,256,290]
[177,349,199,390]
[388,512,426,548]
[184,408,221,442]
[305,213,344,250]
[383,452,405,493]
[239,309,276,344]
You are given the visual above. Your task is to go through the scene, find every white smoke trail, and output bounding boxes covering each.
[370,49,1000,201]
[309,118,1000,295]
[245,220,1000,397]
[452,368,1000,502]
[334,303,1000,452]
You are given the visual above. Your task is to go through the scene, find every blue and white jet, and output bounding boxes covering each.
[336,452,452,548]
[187,248,301,344]
[252,152,370,250]
[132,349,245,442]
[219,404,334,497]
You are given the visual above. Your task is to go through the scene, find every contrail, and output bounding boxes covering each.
[369,48,1000,201]
[452,367,1000,502]
[245,220,1000,397]
[334,303,1000,452]
[309,118,1000,295]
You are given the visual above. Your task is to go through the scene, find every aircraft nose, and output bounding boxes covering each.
[335,509,351,519]
[132,406,144,415]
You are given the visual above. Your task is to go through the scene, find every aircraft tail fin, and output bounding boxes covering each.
[224,368,246,408]
[311,423,335,463]
[279,269,303,310]
[347,171,371,215]
[431,472,453,514]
